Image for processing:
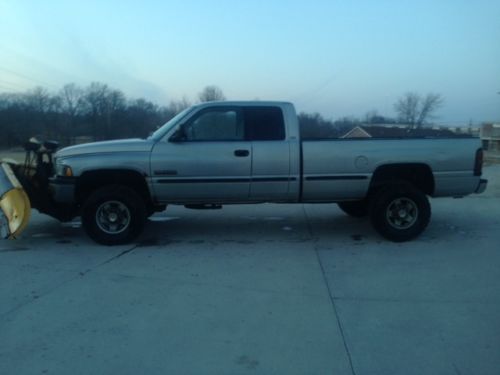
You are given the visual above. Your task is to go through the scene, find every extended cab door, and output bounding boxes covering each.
[150,107,251,202]
[244,106,294,200]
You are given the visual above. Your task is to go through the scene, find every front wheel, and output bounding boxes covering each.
[81,185,147,245]
[369,184,430,242]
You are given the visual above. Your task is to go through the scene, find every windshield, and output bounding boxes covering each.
[148,107,195,140]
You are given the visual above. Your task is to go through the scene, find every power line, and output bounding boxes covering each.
[0,79,27,91]
[0,85,23,92]
[288,74,336,104]
[0,66,59,89]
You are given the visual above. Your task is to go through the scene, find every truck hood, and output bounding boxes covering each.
[56,138,155,158]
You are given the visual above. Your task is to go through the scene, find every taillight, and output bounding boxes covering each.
[474,148,483,176]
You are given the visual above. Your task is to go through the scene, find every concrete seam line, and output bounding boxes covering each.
[1,245,138,321]
[98,245,139,266]
[301,204,315,239]
[302,205,357,375]
[315,246,357,375]
[0,273,85,321]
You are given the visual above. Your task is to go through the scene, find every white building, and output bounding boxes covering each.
[480,123,500,151]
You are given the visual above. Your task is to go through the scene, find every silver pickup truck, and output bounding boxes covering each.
[0,101,487,244]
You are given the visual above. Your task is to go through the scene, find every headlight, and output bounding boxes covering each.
[56,162,73,177]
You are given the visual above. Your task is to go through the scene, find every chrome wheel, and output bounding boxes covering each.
[95,200,131,235]
[385,197,418,230]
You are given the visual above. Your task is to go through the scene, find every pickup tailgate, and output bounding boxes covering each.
[0,162,31,239]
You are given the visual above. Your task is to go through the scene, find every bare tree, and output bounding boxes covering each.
[23,87,62,138]
[394,92,443,128]
[82,82,109,119]
[198,85,225,102]
[168,97,191,114]
[81,82,126,139]
[60,83,84,118]
[394,92,420,127]
[416,93,443,126]
[59,83,84,142]
[124,98,160,138]
[24,86,53,113]
[0,81,196,147]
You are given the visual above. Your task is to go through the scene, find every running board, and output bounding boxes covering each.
[184,204,223,210]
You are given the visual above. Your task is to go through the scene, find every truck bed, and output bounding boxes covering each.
[301,137,482,201]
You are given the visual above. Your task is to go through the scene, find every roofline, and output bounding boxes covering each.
[341,126,372,138]
[194,100,293,108]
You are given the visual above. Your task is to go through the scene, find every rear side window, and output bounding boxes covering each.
[244,107,285,141]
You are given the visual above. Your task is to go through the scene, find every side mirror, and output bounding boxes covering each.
[169,127,187,143]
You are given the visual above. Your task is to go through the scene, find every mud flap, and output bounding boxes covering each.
[0,163,31,239]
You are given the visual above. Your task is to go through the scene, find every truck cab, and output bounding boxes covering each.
[148,102,300,203]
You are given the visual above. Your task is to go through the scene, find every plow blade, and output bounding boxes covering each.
[0,162,31,239]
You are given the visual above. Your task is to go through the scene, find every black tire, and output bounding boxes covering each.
[338,200,369,218]
[81,185,147,245]
[369,184,431,242]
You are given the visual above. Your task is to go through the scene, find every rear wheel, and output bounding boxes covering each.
[369,184,430,242]
[82,185,146,245]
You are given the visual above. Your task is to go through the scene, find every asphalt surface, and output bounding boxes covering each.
[1,165,499,375]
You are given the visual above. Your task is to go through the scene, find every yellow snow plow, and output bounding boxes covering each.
[0,162,31,239]
[1,138,68,239]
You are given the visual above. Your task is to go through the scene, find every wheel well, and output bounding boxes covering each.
[75,169,152,206]
[369,163,434,195]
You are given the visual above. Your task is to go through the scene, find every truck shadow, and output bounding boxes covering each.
[5,203,486,250]
[139,207,376,247]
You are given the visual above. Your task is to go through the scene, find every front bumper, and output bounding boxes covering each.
[475,178,488,194]
[49,176,76,203]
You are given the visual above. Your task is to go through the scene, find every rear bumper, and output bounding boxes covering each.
[475,178,488,194]
[49,176,76,203]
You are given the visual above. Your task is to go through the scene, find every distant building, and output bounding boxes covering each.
[480,123,500,151]
[341,126,372,138]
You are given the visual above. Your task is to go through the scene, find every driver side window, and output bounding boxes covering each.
[184,108,244,141]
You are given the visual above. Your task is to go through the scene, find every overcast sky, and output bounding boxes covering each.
[0,0,499,125]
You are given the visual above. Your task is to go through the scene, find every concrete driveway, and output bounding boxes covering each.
[1,165,499,375]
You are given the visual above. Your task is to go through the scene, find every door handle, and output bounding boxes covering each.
[234,149,250,157]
